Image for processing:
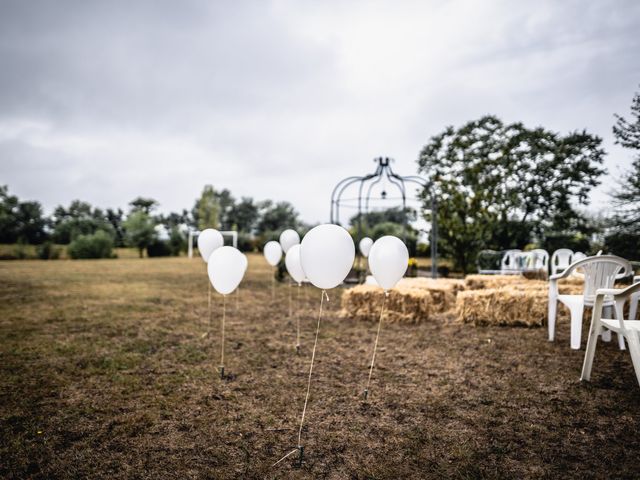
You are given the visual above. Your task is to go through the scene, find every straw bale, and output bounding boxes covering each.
[340,284,431,324]
[464,275,527,290]
[455,288,551,327]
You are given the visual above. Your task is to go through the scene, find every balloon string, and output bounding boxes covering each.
[297,290,329,448]
[288,282,292,318]
[296,284,301,349]
[207,281,212,334]
[365,291,388,399]
[272,267,275,301]
[236,287,240,310]
[220,294,226,371]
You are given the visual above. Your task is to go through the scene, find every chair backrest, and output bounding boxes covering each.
[501,249,522,271]
[565,255,633,304]
[573,252,587,261]
[529,249,549,269]
[551,248,574,274]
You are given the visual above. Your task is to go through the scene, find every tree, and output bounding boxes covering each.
[51,200,114,244]
[215,189,236,230]
[0,186,47,244]
[230,197,260,233]
[417,115,605,273]
[255,201,299,234]
[129,197,158,215]
[192,185,220,230]
[349,207,415,230]
[611,85,640,228]
[123,211,156,258]
[106,208,125,247]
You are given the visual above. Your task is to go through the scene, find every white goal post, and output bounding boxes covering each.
[188,230,238,258]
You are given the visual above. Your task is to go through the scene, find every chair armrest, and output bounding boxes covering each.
[595,288,621,297]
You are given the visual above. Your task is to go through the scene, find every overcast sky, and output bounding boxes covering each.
[1,0,639,223]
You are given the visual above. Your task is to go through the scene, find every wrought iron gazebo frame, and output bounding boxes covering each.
[330,157,438,278]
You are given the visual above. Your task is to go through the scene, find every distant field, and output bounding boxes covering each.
[0,243,146,260]
[1,255,639,478]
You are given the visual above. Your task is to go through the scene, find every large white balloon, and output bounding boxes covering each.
[300,224,355,289]
[198,229,224,263]
[368,236,409,291]
[285,244,306,285]
[279,229,300,254]
[207,247,246,295]
[359,237,373,258]
[240,253,248,273]
[264,241,282,266]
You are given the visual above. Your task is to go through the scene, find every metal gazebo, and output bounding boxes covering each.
[330,157,438,278]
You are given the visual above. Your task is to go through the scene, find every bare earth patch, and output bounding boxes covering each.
[1,255,639,479]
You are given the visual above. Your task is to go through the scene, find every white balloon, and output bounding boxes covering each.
[285,244,306,285]
[207,246,246,295]
[300,224,355,290]
[197,229,224,263]
[359,237,373,257]
[279,229,300,254]
[240,253,249,273]
[264,241,282,266]
[368,236,409,291]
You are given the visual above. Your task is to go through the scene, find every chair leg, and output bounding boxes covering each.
[548,299,557,342]
[630,293,639,321]
[601,306,612,342]
[614,301,626,351]
[570,306,584,350]
[581,308,603,381]
[626,333,640,388]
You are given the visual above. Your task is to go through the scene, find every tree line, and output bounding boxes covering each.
[0,185,304,259]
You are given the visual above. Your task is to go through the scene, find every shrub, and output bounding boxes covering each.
[604,230,640,261]
[37,241,60,260]
[237,232,255,252]
[67,230,114,259]
[147,239,173,257]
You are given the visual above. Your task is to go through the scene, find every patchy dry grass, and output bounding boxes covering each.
[1,255,639,479]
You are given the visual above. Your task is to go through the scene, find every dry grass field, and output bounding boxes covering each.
[1,255,639,479]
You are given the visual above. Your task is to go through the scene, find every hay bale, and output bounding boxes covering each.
[397,278,465,313]
[464,274,526,290]
[455,288,550,327]
[340,284,431,324]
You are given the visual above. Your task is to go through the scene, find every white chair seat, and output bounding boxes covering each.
[601,319,640,332]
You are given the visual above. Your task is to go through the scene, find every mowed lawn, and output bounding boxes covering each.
[1,255,639,479]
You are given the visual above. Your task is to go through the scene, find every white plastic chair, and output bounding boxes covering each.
[500,249,522,274]
[573,252,587,261]
[548,255,633,350]
[527,248,549,271]
[631,275,640,321]
[551,249,574,275]
[581,281,640,387]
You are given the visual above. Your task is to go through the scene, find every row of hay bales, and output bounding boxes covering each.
[340,274,584,327]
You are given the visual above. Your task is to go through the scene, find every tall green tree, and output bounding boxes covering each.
[0,186,47,244]
[255,201,299,234]
[230,197,259,232]
[123,211,156,258]
[192,185,220,230]
[417,115,605,273]
[611,85,640,227]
